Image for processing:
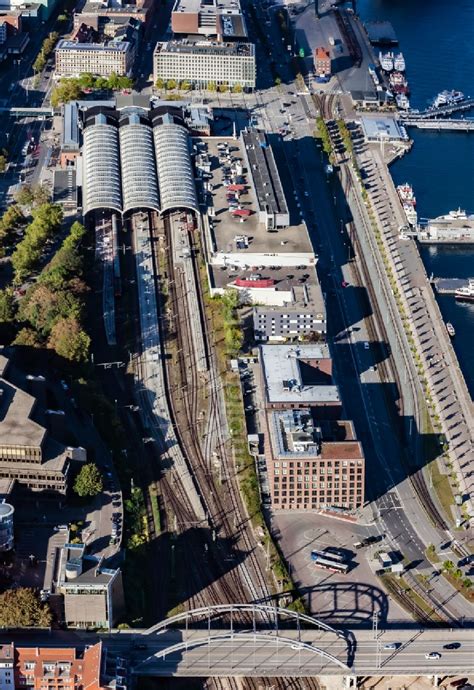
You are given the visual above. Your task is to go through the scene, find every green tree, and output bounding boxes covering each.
[14,184,35,207]
[462,578,472,589]
[18,284,82,336]
[274,76,282,86]
[78,72,95,90]
[180,80,191,91]
[0,289,16,322]
[0,588,52,628]
[13,327,44,348]
[442,559,455,572]
[0,153,7,172]
[73,462,103,497]
[166,79,177,90]
[51,79,82,106]
[48,316,90,362]
[232,83,243,93]
[218,82,229,93]
[33,52,46,73]
[207,81,217,92]
[224,325,243,352]
[155,78,164,89]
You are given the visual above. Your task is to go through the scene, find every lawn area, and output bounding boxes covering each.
[380,573,444,624]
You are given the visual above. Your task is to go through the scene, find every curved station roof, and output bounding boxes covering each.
[82,108,197,217]
[153,121,199,215]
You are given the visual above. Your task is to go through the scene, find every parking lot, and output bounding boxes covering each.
[271,512,411,625]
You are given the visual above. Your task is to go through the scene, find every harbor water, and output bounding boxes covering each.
[357,0,474,396]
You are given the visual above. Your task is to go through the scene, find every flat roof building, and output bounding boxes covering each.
[171,0,247,39]
[55,39,133,77]
[0,355,75,495]
[259,344,341,417]
[360,115,409,142]
[264,410,365,511]
[57,543,125,629]
[241,129,289,230]
[153,39,255,89]
[253,284,326,341]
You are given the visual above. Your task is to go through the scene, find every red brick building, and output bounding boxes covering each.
[314,46,331,77]
[264,412,365,511]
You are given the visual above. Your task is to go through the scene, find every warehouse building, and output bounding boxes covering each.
[241,128,289,230]
[55,39,134,77]
[81,106,198,216]
[153,39,256,89]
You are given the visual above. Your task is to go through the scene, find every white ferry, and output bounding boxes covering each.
[446,322,456,337]
[394,52,406,71]
[379,51,394,71]
[403,203,418,226]
[455,278,474,303]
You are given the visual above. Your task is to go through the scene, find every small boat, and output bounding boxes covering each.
[397,183,416,205]
[446,322,456,337]
[379,51,394,71]
[432,90,465,109]
[396,93,410,110]
[455,278,474,303]
[394,52,406,71]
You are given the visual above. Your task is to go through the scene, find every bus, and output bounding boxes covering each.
[311,549,346,564]
[311,554,349,575]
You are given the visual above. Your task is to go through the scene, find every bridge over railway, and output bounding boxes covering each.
[97,605,474,681]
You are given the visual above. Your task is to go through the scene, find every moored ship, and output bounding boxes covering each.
[455,278,474,303]
[446,322,456,337]
[379,51,394,71]
[397,182,416,205]
[393,52,406,71]
[396,93,410,110]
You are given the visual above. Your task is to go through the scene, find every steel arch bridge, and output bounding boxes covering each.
[135,604,351,676]
[144,603,345,636]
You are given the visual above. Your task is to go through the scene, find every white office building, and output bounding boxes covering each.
[153,39,256,89]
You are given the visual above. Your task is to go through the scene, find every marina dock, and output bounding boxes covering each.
[432,278,469,294]
[403,118,474,132]
[400,98,474,120]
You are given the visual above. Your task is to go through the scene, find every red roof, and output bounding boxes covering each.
[231,208,251,217]
[227,184,246,191]
[235,278,275,288]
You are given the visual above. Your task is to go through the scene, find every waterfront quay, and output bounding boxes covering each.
[350,137,474,520]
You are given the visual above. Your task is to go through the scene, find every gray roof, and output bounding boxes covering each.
[0,379,45,449]
[153,121,198,214]
[241,129,288,217]
[83,116,122,215]
[260,344,340,405]
[119,116,160,213]
[57,39,130,52]
[62,102,80,149]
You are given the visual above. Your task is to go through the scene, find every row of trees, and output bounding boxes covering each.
[221,289,244,355]
[316,116,333,158]
[51,73,134,106]
[155,78,244,93]
[33,31,59,73]
[14,221,91,362]
[0,204,25,255]
[11,202,63,282]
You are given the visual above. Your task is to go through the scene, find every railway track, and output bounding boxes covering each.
[147,210,270,612]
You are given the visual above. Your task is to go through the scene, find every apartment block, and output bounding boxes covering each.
[253,284,326,341]
[265,410,365,511]
[15,643,103,690]
[153,39,256,88]
[55,39,133,77]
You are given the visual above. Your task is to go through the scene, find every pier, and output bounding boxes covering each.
[403,118,474,131]
[400,98,474,120]
[432,278,469,294]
